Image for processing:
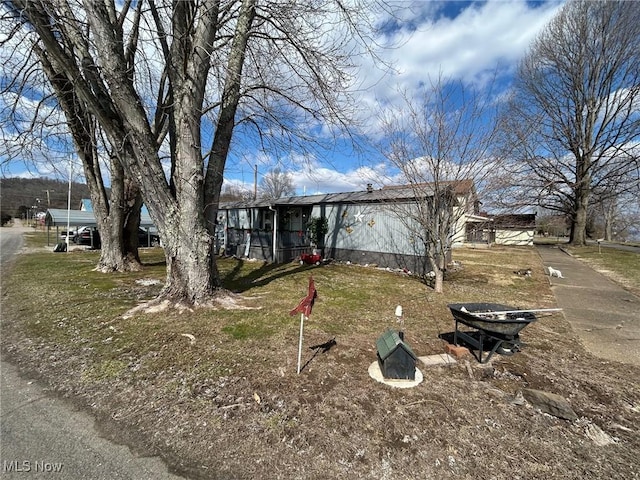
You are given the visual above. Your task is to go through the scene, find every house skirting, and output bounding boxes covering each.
[221,231,440,276]
[322,247,437,276]
[222,244,436,275]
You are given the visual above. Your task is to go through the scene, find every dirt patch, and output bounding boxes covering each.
[3,321,638,480]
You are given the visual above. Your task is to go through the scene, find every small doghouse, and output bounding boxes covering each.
[376,329,417,380]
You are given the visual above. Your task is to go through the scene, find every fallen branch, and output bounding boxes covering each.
[220,402,250,410]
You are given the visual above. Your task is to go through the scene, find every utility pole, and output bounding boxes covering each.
[43,189,55,207]
[253,164,258,200]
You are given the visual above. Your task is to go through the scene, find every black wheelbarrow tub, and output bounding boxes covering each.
[448,303,537,338]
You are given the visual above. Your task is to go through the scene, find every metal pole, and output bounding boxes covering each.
[66,158,72,252]
[253,164,258,200]
[273,208,277,263]
[297,313,305,374]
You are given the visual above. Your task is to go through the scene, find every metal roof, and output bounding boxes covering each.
[491,214,537,229]
[274,188,425,206]
[45,209,155,227]
[220,185,439,210]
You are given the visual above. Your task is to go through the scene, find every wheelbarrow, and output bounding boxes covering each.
[447,303,560,363]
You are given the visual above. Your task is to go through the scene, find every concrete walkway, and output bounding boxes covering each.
[536,245,640,366]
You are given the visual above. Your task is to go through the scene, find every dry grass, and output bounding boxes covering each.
[2,239,638,480]
[563,245,640,297]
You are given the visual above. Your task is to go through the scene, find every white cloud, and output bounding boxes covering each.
[269,0,566,196]
[367,0,562,92]
[289,160,393,195]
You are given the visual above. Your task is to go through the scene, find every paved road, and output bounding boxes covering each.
[536,245,640,366]
[1,224,185,480]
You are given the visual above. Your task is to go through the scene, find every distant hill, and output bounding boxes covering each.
[0,177,92,217]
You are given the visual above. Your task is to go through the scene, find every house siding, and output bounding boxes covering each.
[218,201,436,275]
[318,203,426,257]
[495,229,534,246]
[215,182,500,276]
[313,202,431,273]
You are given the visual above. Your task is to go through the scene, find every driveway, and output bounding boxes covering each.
[536,245,640,366]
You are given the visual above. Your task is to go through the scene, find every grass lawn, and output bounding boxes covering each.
[5,232,557,380]
[563,245,640,296]
[2,230,638,480]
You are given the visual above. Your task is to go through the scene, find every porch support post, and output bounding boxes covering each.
[270,206,277,262]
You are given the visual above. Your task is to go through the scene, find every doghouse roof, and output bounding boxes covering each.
[376,329,417,361]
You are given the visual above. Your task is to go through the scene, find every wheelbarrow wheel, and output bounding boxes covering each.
[496,342,520,356]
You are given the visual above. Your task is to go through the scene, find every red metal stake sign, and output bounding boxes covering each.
[290,276,317,374]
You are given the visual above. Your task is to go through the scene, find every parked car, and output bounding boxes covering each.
[59,228,77,241]
[137,228,160,247]
[64,226,159,248]
[74,226,101,247]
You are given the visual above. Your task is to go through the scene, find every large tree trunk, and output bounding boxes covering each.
[95,155,143,272]
[604,214,613,241]
[570,206,588,245]
[602,200,616,241]
[569,189,591,245]
[160,221,214,304]
[569,157,592,246]
[37,50,143,272]
[156,90,218,304]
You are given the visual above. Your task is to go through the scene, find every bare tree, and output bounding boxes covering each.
[220,183,252,202]
[501,0,640,245]
[2,0,383,306]
[589,187,640,242]
[378,77,500,293]
[259,168,295,200]
[0,29,146,272]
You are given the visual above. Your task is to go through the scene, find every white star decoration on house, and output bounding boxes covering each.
[354,210,364,223]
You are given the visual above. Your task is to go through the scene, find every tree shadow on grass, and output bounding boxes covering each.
[221,257,316,293]
[142,260,167,267]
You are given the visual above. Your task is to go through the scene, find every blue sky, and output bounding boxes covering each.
[223,0,564,196]
[1,0,564,196]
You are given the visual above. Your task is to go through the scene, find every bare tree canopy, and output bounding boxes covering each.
[2,0,385,306]
[0,18,148,272]
[500,0,640,245]
[377,76,500,293]
[219,183,252,202]
[259,167,295,200]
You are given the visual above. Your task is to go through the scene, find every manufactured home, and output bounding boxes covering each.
[216,182,482,275]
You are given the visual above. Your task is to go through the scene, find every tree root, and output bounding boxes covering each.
[121,290,261,319]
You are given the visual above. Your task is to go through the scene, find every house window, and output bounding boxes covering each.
[285,208,303,231]
[262,211,273,230]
